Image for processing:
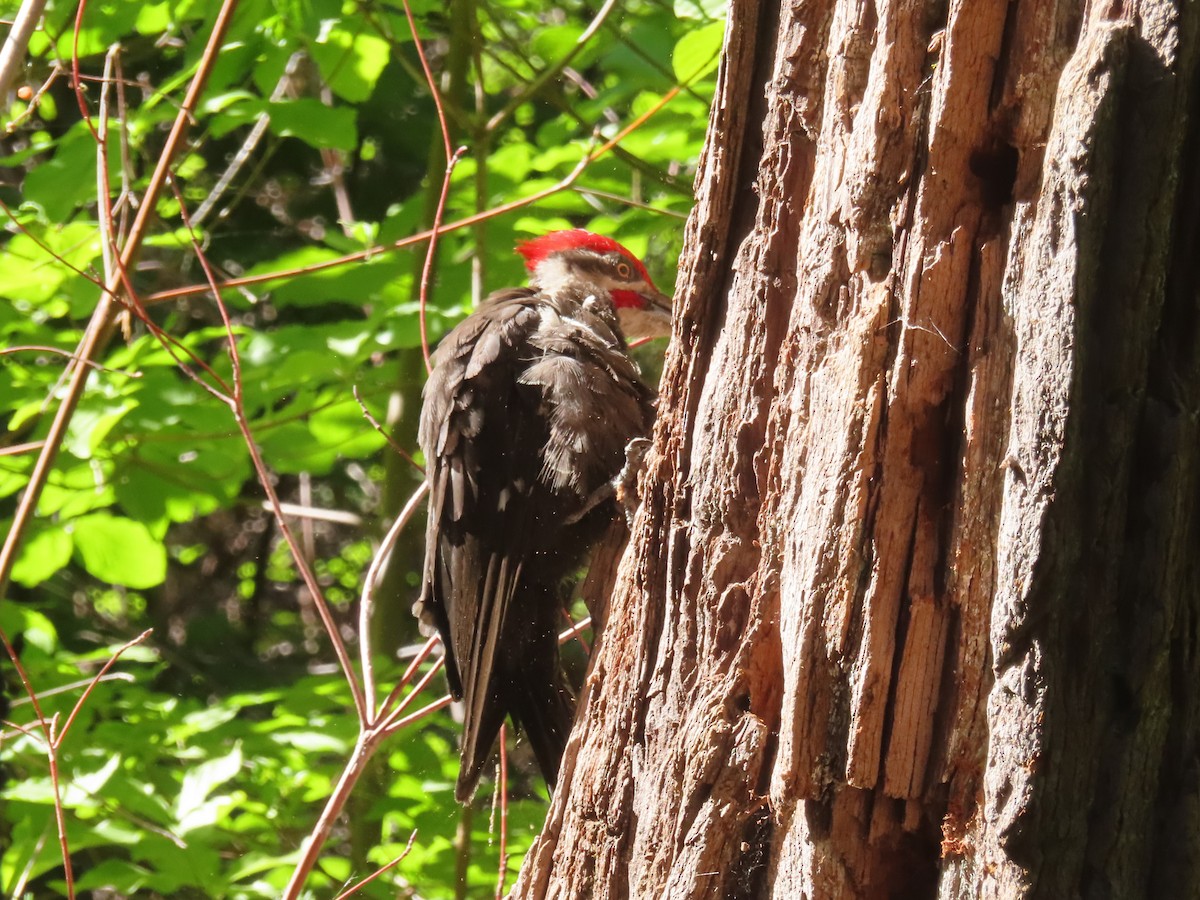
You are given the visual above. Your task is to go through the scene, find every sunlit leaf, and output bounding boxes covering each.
[71,513,168,589]
[672,20,725,84]
[10,525,73,588]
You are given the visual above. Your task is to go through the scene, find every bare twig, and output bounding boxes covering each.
[353,385,424,472]
[0,440,46,457]
[418,146,467,373]
[377,634,440,721]
[283,731,385,900]
[332,830,418,900]
[495,726,509,900]
[9,672,135,706]
[0,345,140,376]
[193,51,303,226]
[399,0,451,163]
[54,630,153,747]
[359,482,429,715]
[4,62,62,133]
[0,623,153,899]
[575,186,691,217]
[0,0,48,98]
[0,621,72,895]
[263,501,364,527]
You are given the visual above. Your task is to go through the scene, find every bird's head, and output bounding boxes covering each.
[516,229,673,339]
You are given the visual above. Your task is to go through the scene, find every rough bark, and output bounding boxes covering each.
[513,0,1200,897]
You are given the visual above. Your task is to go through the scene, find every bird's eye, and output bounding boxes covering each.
[615,261,633,279]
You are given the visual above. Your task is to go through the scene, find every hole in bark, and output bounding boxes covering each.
[969,142,1020,209]
[727,804,773,899]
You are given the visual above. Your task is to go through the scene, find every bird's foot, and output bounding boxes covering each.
[614,437,651,528]
[563,482,615,526]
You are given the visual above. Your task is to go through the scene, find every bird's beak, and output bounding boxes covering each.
[617,289,674,340]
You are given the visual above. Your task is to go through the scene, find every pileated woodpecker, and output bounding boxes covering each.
[415,229,672,802]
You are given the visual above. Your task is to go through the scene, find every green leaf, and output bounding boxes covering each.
[37,459,116,518]
[74,859,153,894]
[71,513,168,589]
[268,729,351,753]
[175,744,243,832]
[312,25,390,103]
[0,221,103,307]
[22,126,117,222]
[0,604,59,653]
[674,0,727,20]
[531,24,587,65]
[267,98,358,151]
[672,21,725,84]
[11,525,73,587]
[74,753,122,796]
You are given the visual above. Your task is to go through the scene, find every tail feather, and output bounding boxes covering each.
[453,577,577,802]
[455,686,508,803]
[509,659,575,790]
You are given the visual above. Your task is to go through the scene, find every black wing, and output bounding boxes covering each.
[415,291,560,799]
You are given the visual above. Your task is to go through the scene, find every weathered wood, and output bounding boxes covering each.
[513,0,1200,896]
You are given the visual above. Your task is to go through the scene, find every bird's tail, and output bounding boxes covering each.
[453,661,575,803]
[453,582,576,803]
[508,656,575,791]
[455,689,507,803]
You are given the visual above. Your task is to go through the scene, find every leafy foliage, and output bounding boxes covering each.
[0,0,724,894]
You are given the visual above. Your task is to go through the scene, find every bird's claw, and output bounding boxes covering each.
[614,437,651,527]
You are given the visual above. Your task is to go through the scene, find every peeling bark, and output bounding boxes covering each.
[513,0,1200,897]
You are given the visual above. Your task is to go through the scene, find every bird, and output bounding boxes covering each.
[414,229,672,802]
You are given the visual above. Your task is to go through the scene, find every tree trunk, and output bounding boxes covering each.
[513,0,1200,897]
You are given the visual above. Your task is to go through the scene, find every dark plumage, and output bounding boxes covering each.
[415,230,671,801]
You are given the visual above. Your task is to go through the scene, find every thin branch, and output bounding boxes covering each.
[282,732,382,900]
[263,501,364,527]
[8,826,49,898]
[379,693,453,735]
[419,146,467,373]
[377,633,440,719]
[353,385,424,472]
[398,0,451,163]
[0,345,141,377]
[332,830,418,900]
[574,186,691,218]
[0,618,71,895]
[0,439,46,457]
[483,0,619,133]
[193,51,302,227]
[95,46,118,296]
[9,672,135,707]
[359,482,429,716]
[4,62,62,134]
[53,630,152,748]
[378,654,446,734]
[495,726,509,900]
[0,0,48,98]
